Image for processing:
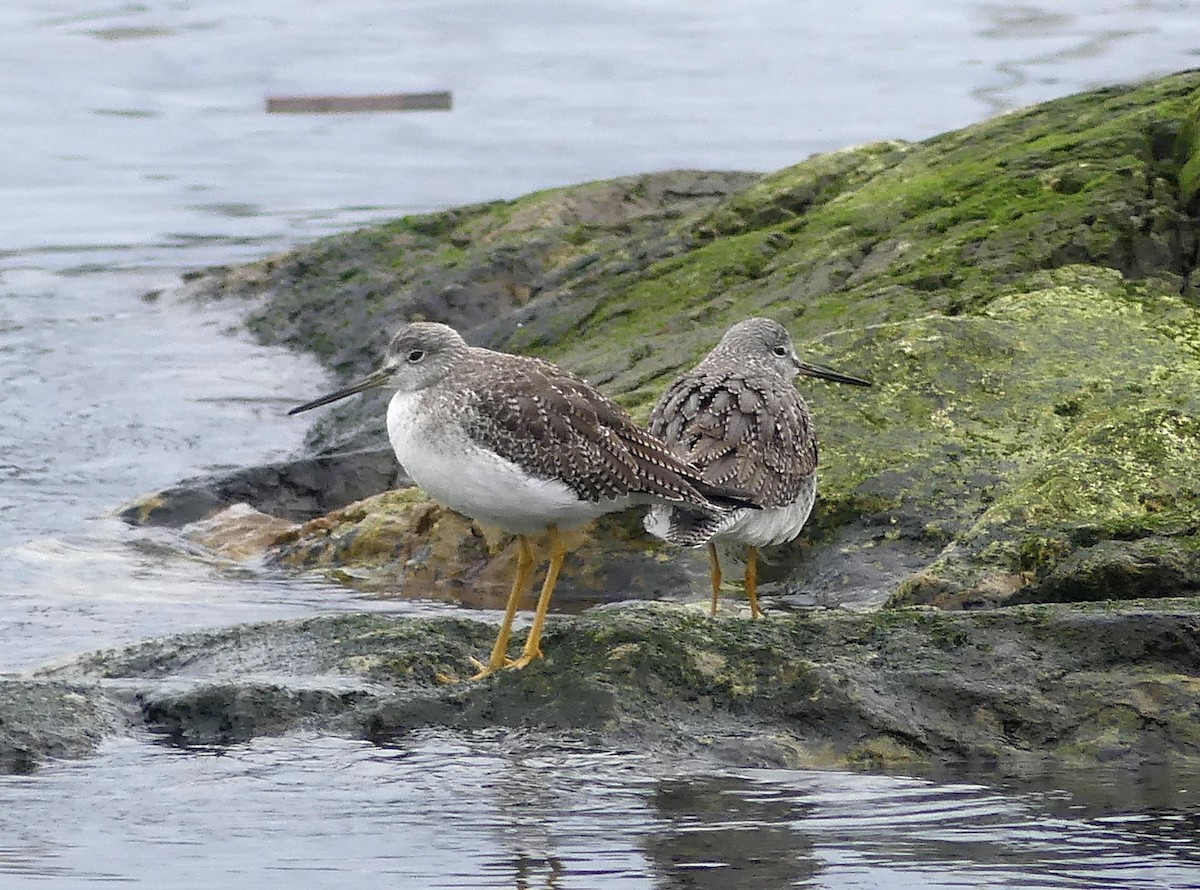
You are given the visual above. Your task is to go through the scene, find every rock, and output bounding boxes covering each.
[0,680,118,773]
[826,270,1200,607]
[17,599,1200,774]
[182,504,299,560]
[120,447,408,526]
[269,488,705,607]
[1018,538,1200,604]
[153,71,1200,608]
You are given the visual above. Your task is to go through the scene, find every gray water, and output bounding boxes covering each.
[0,734,1198,889]
[2,1,1199,886]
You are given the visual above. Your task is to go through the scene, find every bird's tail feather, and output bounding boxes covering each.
[669,508,728,547]
[692,479,760,512]
[645,504,735,548]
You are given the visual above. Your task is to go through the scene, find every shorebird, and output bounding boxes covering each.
[644,318,870,617]
[289,322,757,679]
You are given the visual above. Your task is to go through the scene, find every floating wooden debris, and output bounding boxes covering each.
[265,91,452,114]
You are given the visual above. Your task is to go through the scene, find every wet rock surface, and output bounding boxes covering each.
[121,447,408,526]
[0,680,122,774]
[8,600,1199,775]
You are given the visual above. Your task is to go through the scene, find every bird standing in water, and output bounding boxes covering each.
[289,322,757,678]
[644,318,870,617]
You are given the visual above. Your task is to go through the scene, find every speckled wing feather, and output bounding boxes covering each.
[647,368,816,543]
[454,351,755,510]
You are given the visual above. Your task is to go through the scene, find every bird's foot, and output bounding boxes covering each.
[467,654,518,681]
[503,648,544,672]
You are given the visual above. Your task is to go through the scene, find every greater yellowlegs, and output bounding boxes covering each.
[289,322,758,678]
[644,318,870,617]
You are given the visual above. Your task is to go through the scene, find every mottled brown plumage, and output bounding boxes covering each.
[649,356,818,509]
[451,350,754,511]
[289,321,758,677]
[645,317,870,615]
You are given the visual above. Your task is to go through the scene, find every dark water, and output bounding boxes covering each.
[2,1,1199,886]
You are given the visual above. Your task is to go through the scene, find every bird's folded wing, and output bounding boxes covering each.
[457,355,753,509]
[647,370,816,509]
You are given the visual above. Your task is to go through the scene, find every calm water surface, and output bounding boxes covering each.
[1,1,1198,886]
[0,734,1197,889]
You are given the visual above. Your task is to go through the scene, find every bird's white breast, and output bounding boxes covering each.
[386,390,627,533]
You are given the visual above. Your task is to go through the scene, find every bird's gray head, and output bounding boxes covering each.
[711,317,872,387]
[287,321,470,415]
[380,322,471,393]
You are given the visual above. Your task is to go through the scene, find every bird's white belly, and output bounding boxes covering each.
[645,477,816,548]
[386,391,627,533]
[711,492,816,547]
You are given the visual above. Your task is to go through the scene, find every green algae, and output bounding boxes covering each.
[177,70,1200,607]
[1175,86,1200,205]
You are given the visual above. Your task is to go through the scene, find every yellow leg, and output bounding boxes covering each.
[708,542,722,617]
[509,525,566,670]
[469,535,535,680]
[745,545,763,619]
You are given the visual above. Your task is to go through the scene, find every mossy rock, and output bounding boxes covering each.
[269,488,703,608]
[22,599,1200,774]
[167,70,1200,607]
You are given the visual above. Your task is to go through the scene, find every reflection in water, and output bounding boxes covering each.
[646,776,818,888]
[1,734,1198,889]
[471,737,655,888]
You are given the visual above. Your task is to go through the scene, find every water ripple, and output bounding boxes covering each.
[0,733,1196,889]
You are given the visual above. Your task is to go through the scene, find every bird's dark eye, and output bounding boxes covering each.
[772,346,788,356]
[407,350,425,363]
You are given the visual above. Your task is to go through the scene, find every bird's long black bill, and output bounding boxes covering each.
[796,360,872,387]
[287,367,391,415]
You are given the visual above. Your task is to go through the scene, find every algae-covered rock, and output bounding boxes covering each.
[159,71,1200,606]
[816,266,1200,606]
[20,600,1200,775]
[269,488,704,607]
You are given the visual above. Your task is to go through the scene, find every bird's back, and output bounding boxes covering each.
[442,348,756,512]
[648,366,817,504]
[646,365,816,546]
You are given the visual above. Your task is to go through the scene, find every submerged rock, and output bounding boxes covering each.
[0,680,119,774]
